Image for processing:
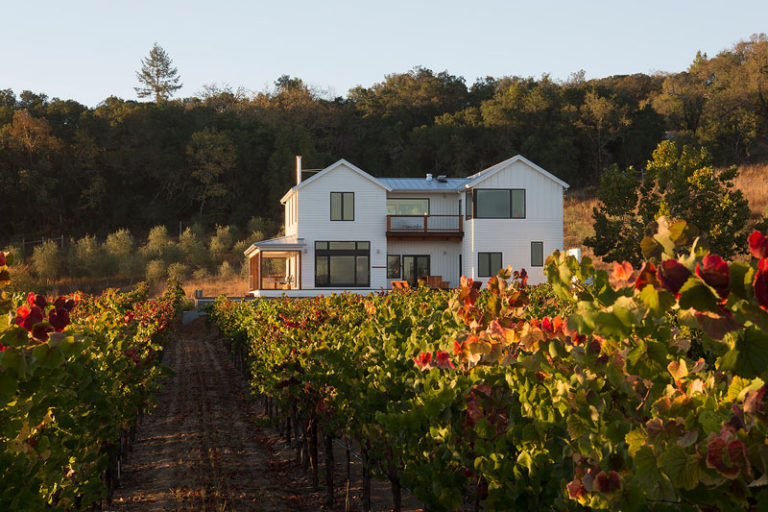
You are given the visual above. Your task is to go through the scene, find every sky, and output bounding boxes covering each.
[3,0,767,107]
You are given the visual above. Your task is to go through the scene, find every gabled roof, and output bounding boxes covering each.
[463,155,569,190]
[379,177,469,191]
[281,159,391,203]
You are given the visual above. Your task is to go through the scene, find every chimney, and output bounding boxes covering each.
[296,155,302,185]
[426,173,433,181]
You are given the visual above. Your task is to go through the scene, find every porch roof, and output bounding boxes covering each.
[244,235,306,257]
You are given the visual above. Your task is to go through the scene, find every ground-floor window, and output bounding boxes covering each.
[315,241,370,287]
[478,252,503,277]
[531,242,544,267]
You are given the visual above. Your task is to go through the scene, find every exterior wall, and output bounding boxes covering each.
[386,240,462,288]
[295,163,388,290]
[284,193,298,237]
[462,160,564,285]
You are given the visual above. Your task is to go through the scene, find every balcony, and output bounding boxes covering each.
[386,214,463,241]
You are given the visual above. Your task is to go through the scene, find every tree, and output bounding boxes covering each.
[585,140,751,264]
[135,43,183,102]
[186,128,237,219]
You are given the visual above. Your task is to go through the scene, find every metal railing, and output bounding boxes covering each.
[386,214,463,234]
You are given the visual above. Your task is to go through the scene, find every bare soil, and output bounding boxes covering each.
[110,319,422,512]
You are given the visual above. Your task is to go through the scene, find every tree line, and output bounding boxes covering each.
[1,35,767,242]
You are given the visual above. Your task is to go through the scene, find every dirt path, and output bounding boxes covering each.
[110,320,328,511]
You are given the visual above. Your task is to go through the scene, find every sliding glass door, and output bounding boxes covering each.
[402,255,430,286]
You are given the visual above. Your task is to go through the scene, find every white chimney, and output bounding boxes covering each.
[296,155,302,185]
[426,173,433,181]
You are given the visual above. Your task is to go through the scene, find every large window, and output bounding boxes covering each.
[315,241,369,287]
[478,252,503,277]
[531,242,544,267]
[330,192,354,221]
[472,189,525,218]
[387,255,401,279]
[386,198,429,215]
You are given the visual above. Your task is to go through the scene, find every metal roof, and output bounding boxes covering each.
[378,177,468,191]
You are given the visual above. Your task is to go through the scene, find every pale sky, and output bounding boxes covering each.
[3,0,766,106]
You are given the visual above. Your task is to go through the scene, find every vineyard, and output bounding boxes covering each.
[210,219,768,511]
[3,220,768,510]
[0,251,184,510]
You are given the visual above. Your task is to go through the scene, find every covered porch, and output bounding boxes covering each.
[245,237,305,295]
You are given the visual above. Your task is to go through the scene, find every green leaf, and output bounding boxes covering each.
[728,262,751,300]
[0,326,28,348]
[0,370,17,403]
[661,444,699,490]
[639,286,675,316]
[625,429,646,457]
[678,278,719,313]
[0,346,27,378]
[719,329,768,379]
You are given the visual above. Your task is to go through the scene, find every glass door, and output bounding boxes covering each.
[402,255,430,286]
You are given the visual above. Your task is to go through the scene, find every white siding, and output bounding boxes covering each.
[462,160,564,285]
[284,193,298,237]
[296,163,388,290]
[386,240,462,288]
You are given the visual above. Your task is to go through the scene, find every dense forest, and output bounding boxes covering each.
[1,35,767,244]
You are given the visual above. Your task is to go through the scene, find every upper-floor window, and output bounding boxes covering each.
[472,189,525,219]
[465,190,472,220]
[330,192,354,221]
[386,198,429,215]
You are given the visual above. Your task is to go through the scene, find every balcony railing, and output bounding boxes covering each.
[386,214,463,237]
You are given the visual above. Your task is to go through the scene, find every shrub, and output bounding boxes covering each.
[31,240,61,280]
[145,259,166,283]
[167,262,190,282]
[218,261,236,279]
[192,267,211,280]
[105,228,141,277]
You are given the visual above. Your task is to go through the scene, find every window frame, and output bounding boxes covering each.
[472,188,526,219]
[478,252,503,277]
[531,241,544,267]
[315,240,370,287]
[330,191,355,221]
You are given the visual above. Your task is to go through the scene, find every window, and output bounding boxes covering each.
[330,192,354,221]
[386,198,429,215]
[387,255,401,278]
[531,242,544,267]
[473,189,525,218]
[465,190,472,219]
[315,241,369,287]
[478,252,503,277]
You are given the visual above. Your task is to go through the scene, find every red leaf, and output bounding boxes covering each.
[748,230,768,259]
[657,259,691,296]
[696,254,730,299]
[754,258,768,311]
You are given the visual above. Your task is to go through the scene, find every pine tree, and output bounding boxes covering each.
[135,43,182,102]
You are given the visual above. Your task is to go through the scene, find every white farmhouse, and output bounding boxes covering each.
[244,155,568,297]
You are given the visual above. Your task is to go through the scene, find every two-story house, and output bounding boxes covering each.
[244,155,569,297]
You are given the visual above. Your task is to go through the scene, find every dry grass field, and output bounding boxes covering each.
[181,275,250,298]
